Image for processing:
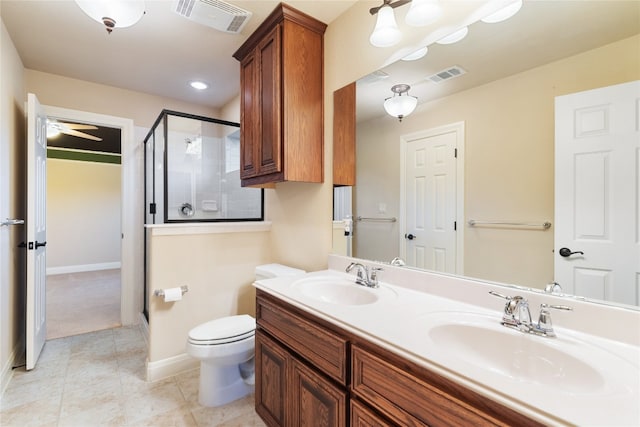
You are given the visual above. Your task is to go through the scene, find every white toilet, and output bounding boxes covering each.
[186,263,305,407]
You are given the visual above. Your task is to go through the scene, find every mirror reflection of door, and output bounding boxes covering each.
[402,128,458,272]
[555,80,640,306]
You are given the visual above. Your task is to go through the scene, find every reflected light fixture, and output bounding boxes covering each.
[402,46,428,61]
[481,0,523,23]
[384,84,418,122]
[436,26,468,44]
[74,0,145,34]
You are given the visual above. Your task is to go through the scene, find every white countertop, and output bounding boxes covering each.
[254,262,640,426]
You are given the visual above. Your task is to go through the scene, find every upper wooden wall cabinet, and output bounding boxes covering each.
[333,82,356,186]
[233,3,327,187]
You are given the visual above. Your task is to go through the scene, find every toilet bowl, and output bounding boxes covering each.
[186,263,305,407]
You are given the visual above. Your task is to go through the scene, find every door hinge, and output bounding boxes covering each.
[454,148,458,158]
[150,203,156,214]
[454,221,457,231]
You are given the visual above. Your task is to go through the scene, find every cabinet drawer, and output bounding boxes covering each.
[351,399,395,427]
[257,295,348,384]
[352,345,504,427]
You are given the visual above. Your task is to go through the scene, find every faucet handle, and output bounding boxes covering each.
[536,303,572,337]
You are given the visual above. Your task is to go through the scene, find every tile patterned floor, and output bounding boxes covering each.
[0,326,266,427]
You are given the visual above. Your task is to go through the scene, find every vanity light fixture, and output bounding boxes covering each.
[369,0,441,47]
[481,0,523,23]
[189,81,209,90]
[405,0,442,27]
[436,26,469,44]
[74,0,145,34]
[383,84,418,122]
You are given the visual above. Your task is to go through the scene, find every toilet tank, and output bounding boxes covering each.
[255,263,305,280]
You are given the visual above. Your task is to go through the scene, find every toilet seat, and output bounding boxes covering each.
[188,314,256,346]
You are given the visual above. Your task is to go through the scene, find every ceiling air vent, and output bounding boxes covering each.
[358,70,390,86]
[173,0,252,34]
[427,65,467,84]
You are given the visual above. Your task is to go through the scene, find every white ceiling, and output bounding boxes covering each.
[1,0,357,110]
[2,0,638,119]
[356,0,640,122]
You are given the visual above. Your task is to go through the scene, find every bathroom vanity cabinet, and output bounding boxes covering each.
[233,4,326,188]
[255,289,543,427]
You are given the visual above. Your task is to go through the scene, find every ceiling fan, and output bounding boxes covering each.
[47,119,103,142]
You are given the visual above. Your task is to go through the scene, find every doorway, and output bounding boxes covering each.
[43,105,142,334]
[399,122,465,274]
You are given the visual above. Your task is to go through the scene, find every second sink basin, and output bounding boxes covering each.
[291,275,396,306]
[421,312,637,396]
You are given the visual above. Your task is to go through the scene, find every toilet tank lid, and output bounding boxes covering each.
[255,263,305,278]
[188,314,255,341]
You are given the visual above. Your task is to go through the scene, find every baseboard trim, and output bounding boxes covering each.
[146,353,198,383]
[47,262,121,275]
[1,341,23,398]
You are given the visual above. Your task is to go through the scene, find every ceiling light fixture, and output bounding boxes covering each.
[383,84,418,122]
[74,0,145,34]
[369,0,442,48]
[481,0,523,23]
[189,81,209,90]
[436,26,469,44]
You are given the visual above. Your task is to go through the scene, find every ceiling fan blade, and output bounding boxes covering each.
[62,129,103,141]
[62,123,98,130]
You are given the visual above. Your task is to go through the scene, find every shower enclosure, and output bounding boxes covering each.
[143,110,263,319]
[144,110,263,223]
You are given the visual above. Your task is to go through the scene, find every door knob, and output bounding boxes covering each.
[559,247,584,257]
[405,233,415,240]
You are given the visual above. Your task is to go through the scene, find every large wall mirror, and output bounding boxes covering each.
[333,0,639,308]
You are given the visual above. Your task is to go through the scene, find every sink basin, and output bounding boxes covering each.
[421,312,637,394]
[291,275,396,306]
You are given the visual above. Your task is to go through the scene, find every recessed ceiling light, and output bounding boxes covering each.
[436,26,468,45]
[190,81,208,90]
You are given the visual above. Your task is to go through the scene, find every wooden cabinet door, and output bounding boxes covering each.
[351,399,394,427]
[290,358,347,427]
[256,24,282,177]
[239,51,259,179]
[256,329,289,427]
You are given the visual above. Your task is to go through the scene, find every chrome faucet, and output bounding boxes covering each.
[489,291,572,337]
[345,262,382,288]
[544,282,562,294]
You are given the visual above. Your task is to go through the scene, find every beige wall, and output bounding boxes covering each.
[0,18,26,393]
[147,228,271,362]
[354,35,640,289]
[46,159,121,270]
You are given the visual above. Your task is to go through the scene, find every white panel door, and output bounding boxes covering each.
[404,131,457,272]
[26,93,48,370]
[555,80,640,305]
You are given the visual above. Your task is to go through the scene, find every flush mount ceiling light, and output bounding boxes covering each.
[74,0,145,34]
[436,26,468,44]
[481,0,523,23]
[189,81,209,90]
[369,0,442,47]
[383,84,418,122]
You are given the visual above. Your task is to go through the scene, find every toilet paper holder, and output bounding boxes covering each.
[154,285,189,297]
